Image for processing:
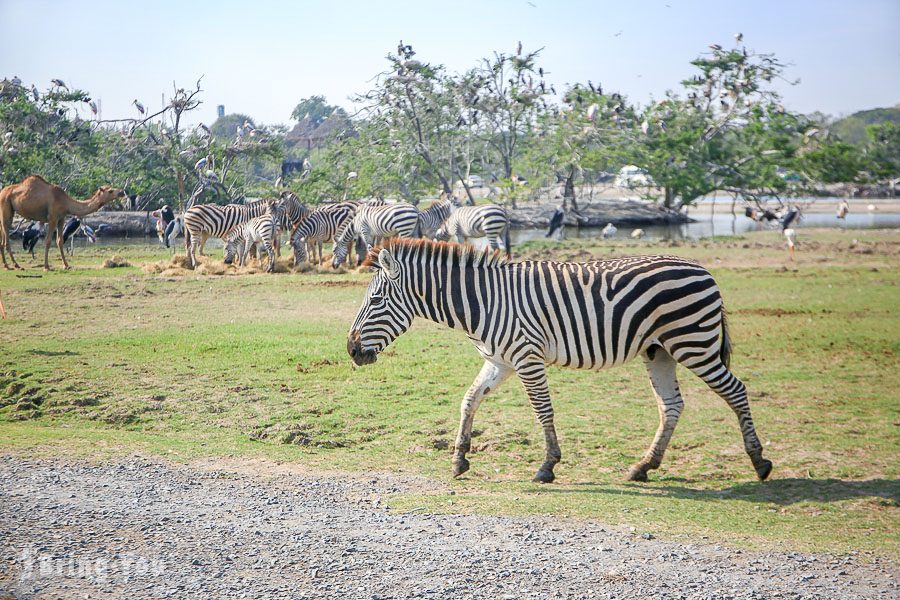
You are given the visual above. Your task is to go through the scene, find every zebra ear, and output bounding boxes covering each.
[378,248,400,278]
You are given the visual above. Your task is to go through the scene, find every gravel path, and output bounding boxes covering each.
[0,457,895,599]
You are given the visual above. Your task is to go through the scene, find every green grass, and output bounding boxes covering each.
[0,230,897,556]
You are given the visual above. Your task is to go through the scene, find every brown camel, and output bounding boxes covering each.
[0,176,125,270]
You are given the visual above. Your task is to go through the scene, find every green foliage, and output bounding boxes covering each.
[865,122,900,181]
[799,139,865,184]
[290,95,346,124]
[210,113,255,140]
[831,105,900,146]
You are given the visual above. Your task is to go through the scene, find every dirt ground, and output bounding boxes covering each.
[1,456,896,599]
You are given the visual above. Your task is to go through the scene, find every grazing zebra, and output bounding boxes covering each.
[435,204,511,258]
[291,201,357,265]
[417,197,458,238]
[346,239,772,484]
[223,200,282,272]
[331,203,420,268]
[184,199,271,268]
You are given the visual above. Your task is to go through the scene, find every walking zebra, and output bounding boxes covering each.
[346,239,772,484]
[291,201,357,265]
[435,204,511,258]
[184,199,271,268]
[223,200,283,272]
[331,203,420,268]
[417,197,458,238]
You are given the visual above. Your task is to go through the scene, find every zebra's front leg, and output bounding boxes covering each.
[518,361,562,483]
[452,360,514,478]
[627,347,684,482]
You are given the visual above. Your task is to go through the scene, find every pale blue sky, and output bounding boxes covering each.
[2,0,898,126]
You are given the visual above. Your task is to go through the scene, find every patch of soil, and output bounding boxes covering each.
[249,422,346,448]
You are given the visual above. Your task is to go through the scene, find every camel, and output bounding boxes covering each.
[0,175,125,270]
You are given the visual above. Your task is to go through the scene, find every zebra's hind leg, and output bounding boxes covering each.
[627,346,684,482]
[679,352,772,480]
[517,361,562,483]
[452,360,514,478]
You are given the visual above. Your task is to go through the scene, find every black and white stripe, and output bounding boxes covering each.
[331,203,420,268]
[346,239,771,484]
[290,201,357,265]
[223,203,282,272]
[435,204,511,258]
[184,199,271,267]
[417,198,457,238]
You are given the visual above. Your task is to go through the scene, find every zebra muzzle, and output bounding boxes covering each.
[347,331,377,366]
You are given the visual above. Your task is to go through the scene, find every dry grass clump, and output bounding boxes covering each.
[101,255,131,268]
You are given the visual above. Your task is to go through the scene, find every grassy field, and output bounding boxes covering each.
[1,228,897,557]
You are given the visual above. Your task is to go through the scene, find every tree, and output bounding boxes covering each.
[210,113,255,140]
[798,138,865,185]
[866,122,900,194]
[633,39,809,209]
[290,96,345,124]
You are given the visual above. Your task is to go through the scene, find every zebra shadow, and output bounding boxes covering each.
[549,478,899,506]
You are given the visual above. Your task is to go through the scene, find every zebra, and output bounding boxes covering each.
[331,203,420,268]
[290,201,357,265]
[223,200,283,272]
[417,197,458,239]
[184,199,271,268]
[434,204,512,258]
[346,239,772,484]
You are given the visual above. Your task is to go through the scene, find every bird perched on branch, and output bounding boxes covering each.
[133,99,145,115]
[88,100,98,115]
[51,79,67,89]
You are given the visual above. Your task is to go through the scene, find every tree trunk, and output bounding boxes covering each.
[455,169,476,205]
[663,186,675,209]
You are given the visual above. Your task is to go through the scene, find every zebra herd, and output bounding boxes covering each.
[182,193,511,272]
[183,191,772,484]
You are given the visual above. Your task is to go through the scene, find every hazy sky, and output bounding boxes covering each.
[2,0,898,127]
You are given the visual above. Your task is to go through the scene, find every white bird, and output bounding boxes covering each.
[88,100,98,115]
[3,131,12,143]
[630,228,644,239]
[601,223,617,238]
[11,76,21,86]
[236,125,246,138]
[51,78,67,89]
[836,200,849,219]
[867,204,876,212]
[194,157,208,171]
[347,171,358,180]
[783,228,796,261]
[586,103,599,122]
[30,85,39,100]
[641,120,649,135]
[275,176,284,188]
[734,32,743,42]
[204,169,219,182]
[133,99,145,115]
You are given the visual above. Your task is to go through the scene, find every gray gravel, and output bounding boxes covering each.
[0,456,895,599]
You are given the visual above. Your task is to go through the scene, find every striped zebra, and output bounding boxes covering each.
[290,201,357,265]
[331,203,420,268]
[223,200,282,272]
[435,204,512,258]
[184,199,271,268]
[417,197,457,238]
[346,239,772,484]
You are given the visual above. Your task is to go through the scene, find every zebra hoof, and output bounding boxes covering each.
[755,458,773,481]
[452,458,470,478]
[532,469,555,484]
[626,465,649,482]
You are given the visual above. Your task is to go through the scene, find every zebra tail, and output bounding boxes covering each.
[184,226,192,255]
[503,224,512,259]
[720,306,732,369]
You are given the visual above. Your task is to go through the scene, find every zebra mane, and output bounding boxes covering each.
[364,238,508,270]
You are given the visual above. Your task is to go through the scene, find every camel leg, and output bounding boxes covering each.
[0,211,21,270]
[56,222,71,269]
[43,222,58,270]
[0,222,10,270]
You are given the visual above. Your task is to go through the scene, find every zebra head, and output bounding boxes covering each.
[347,247,413,366]
[331,218,357,268]
[291,234,308,266]
[223,229,242,265]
